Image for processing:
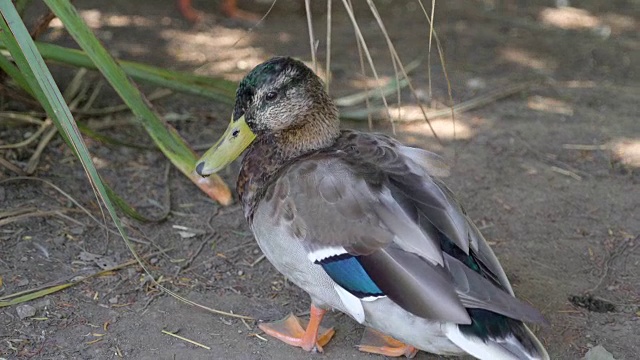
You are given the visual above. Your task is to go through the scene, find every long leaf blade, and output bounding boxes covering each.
[42,0,231,204]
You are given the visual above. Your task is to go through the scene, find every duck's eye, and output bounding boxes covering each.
[265,91,278,102]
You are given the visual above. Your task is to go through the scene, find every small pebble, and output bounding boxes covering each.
[53,236,66,246]
[17,304,36,319]
[583,345,617,360]
[69,227,85,235]
[466,77,487,90]
[237,270,244,276]
[34,299,52,310]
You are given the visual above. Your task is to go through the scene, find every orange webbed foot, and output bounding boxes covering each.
[357,327,419,358]
[258,305,335,352]
[220,0,261,22]
[177,0,201,23]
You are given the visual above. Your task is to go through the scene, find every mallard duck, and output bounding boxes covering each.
[196,57,550,359]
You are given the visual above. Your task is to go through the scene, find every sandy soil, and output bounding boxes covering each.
[1,0,639,359]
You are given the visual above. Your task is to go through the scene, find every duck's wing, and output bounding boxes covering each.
[261,136,544,326]
[263,155,469,324]
[336,132,515,294]
[353,135,543,322]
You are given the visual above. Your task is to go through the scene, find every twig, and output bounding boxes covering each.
[0,118,52,150]
[343,80,542,122]
[0,156,25,176]
[250,333,268,342]
[240,318,252,330]
[179,234,214,272]
[0,111,45,125]
[73,88,172,116]
[0,209,75,227]
[341,0,395,132]
[25,124,57,174]
[156,162,173,221]
[30,11,56,39]
[0,206,37,219]
[249,254,265,267]
[367,0,442,141]
[325,0,332,91]
[304,0,317,71]
[161,330,210,350]
[81,80,104,111]
[562,144,609,151]
[54,211,90,227]
[510,132,589,179]
[0,248,172,303]
[205,207,222,234]
[0,177,148,244]
[335,78,409,108]
[223,239,255,255]
[139,291,164,312]
[549,166,582,181]
[587,236,638,293]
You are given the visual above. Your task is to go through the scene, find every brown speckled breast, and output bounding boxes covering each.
[237,130,401,222]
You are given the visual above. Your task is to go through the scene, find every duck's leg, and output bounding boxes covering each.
[357,328,418,358]
[177,0,201,23]
[220,0,261,22]
[258,304,335,352]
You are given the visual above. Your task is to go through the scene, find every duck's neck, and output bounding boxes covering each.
[237,115,340,221]
[272,114,341,160]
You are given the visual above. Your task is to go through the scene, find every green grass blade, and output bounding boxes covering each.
[0,283,73,307]
[29,41,236,104]
[0,23,164,222]
[0,0,164,304]
[42,0,231,205]
[0,49,36,97]
[0,2,122,233]
[77,122,152,149]
[0,8,69,145]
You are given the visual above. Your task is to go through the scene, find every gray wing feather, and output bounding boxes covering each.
[398,145,450,178]
[444,254,547,324]
[359,246,471,324]
[274,157,443,264]
[435,181,516,295]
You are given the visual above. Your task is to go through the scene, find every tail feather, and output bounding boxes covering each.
[522,325,550,360]
[445,322,549,360]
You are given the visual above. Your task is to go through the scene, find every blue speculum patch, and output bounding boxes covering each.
[319,255,384,298]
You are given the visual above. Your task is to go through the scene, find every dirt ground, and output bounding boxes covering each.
[1,0,639,359]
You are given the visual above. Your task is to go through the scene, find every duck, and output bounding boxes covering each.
[195,57,550,359]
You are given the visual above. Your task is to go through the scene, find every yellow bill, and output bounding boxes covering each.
[195,114,256,176]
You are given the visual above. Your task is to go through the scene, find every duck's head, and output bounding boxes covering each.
[196,57,339,176]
